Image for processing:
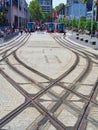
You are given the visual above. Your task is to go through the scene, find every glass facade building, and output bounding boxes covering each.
[86,0,92,11]
[66,0,86,19]
[67,0,92,11]
[38,0,52,13]
[67,0,80,4]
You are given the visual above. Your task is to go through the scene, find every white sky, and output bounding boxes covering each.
[53,0,66,8]
[26,0,67,8]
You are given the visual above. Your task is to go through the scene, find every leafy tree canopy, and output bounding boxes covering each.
[54,3,64,11]
[29,0,44,22]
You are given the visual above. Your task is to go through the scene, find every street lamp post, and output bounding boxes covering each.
[91,0,95,38]
[81,0,95,38]
[18,0,19,28]
[71,1,74,32]
[10,0,13,27]
[78,1,81,32]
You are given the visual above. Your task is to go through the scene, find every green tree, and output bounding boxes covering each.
[73,19,78,28]
[85,20,97,31]
[85,20,91,31]
[44,12,52,22]
[52,3,65,17]
[79,16,86,29]
[0,9,8,25]
[29,0,44,22]
[55,3,64,11]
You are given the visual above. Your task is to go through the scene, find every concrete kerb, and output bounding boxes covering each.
[76,35,84,41]
[80,37,96,45]
[84,39,89,43]
[75,32,98,49]
[66,36,90,49]
[66,33,98,52]
[76,33,84,41]
[76,33,85,41]
[66,31,98,53]
[76,33,79,39]
[76,36,79,39]
[89,40,96,49]
[89,40,96,45]
[79,37,84,41]
[76,33,79,36]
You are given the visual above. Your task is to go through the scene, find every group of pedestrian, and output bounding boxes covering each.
[0,27,18,38]
[19,28,32,35]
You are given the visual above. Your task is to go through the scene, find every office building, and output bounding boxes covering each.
[0,0,28,27]
[66,0,86,19]
[67,0,80,4]
[86,0,92,11]
[38,0,52,13]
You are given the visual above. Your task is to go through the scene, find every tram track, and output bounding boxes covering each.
[0,34,80,130]
[0,33,27,53]
[0,59,71,130]
[4,48,98,104]
[50,33,98,130]
[0,45,79,129]
[77,81,98,130]
[15,43,97,105]
[0,32,98,130]
[0,33,30,62]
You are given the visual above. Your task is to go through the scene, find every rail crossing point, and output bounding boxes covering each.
[1,32,98,130]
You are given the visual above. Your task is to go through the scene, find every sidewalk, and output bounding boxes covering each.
[0,38,4,44]
[0,31,19,44]
[67,31,98,50]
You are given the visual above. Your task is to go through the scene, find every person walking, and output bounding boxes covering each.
[29,28,32,35]
[20,28,23,35]
[63,27,66,38]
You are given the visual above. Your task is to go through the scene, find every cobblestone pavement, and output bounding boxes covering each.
[0,31,98,130]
